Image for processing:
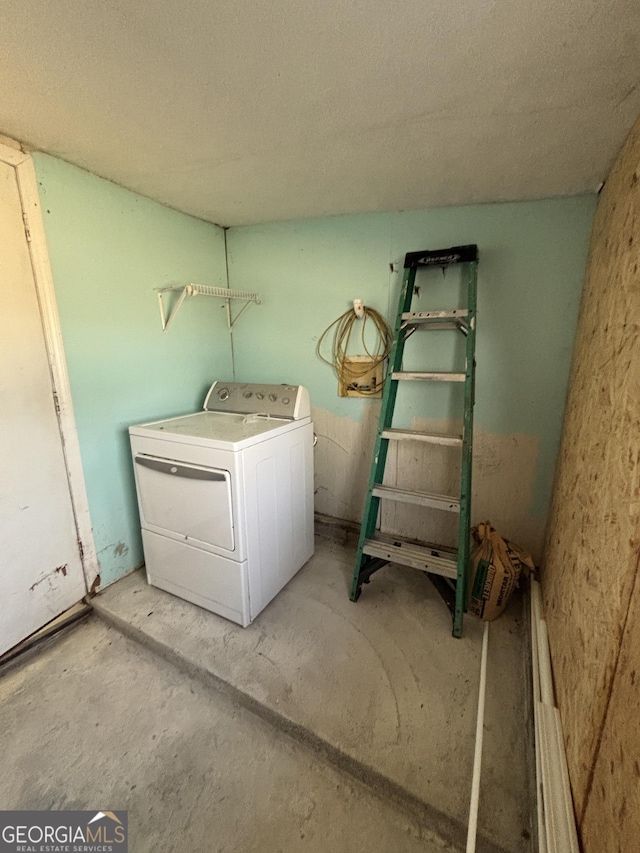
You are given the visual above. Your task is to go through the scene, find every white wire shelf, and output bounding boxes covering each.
[155,283,262,331]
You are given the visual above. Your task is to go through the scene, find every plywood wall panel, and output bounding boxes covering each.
[542,111,640,825]
[580,556,640,853]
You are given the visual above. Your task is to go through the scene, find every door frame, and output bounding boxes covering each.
[0,135,98,592]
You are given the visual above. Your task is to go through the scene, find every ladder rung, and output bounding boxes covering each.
[404,321,466,331]
[402,309,468,322]
[363,535,458,579]
[392,371,466,382]
[381,428,462,447]
[372,485,460,512]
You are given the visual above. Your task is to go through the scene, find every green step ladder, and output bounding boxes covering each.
[350,244,479,638]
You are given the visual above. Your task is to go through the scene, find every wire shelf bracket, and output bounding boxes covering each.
[156,284,262,332]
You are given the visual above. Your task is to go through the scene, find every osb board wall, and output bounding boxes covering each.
[542,109,640,839]
[580,561,640,852]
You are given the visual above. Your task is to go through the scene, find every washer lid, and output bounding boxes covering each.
[130,410,305,450]
[204,382,310,420]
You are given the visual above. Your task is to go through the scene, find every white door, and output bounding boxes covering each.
[0,157,86,656]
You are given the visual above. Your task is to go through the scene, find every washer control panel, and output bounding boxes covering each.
[204,382,310,420]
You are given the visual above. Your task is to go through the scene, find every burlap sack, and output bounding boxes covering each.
[468,522,535,621]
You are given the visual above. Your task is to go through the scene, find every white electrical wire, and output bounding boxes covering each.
[466,620,490,853]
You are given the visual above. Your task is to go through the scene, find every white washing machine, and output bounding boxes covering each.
[129,381,314,626]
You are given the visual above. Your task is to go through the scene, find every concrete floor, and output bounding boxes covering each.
[0,620,455,852]
[0,535,532,853]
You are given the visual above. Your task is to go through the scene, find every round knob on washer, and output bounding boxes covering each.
[282,398,290,404]
[269,393,277,402]
[217,388,229,401]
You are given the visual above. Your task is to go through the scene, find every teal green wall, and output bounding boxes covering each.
[34,154,232,586]
[35,154,595,581]
[227,196,596,537]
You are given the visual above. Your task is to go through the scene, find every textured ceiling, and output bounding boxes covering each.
[1,0,639,225]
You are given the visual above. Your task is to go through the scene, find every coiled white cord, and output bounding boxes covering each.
[242,413,271,424]
[316,304,393,395]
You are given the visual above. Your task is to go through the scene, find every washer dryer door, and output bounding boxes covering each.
[134,454,234,551]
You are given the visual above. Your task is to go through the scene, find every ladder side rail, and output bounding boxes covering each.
[453,260,478,636]
[350,265,416,600]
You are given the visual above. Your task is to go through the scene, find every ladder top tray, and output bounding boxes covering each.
[404,245,479,268]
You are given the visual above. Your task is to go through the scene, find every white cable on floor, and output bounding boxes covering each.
[530,583,548,853]
[466,620,490,853]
